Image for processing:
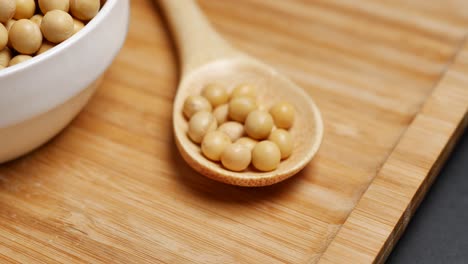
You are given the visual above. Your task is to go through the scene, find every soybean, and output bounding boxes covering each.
[0,24,8,50]
[0,0,16,23]
[202,83,229,107]
[187,111,217,144]
[9,54,32,66]
[218,121,244,142]
[235,137,257,152]
[9,19,42,54]
[244,110,274,140]
[72,18,85,34]
[213,104,229,125]
[231,83,256,99]
[37,41,55,55]
[0,47,12,67]
[41,10,74,43]
[268,129,293,159]
[269,102,295,129]
[183,95,212,119]
[201,131,231,161]
[228,96,256,123]
[70,0,100,21]
[14,0,36,19]
[221,143,251,172]
[38,0,70,13]
[30,14,43,27]
[252,141,281,172]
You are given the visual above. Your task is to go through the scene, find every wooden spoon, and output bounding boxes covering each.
[159,0,323,187]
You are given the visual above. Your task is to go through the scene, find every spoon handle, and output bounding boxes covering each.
[158,0,240,74]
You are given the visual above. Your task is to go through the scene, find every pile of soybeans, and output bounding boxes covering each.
[183,83,295,172]
[0,0,103,69]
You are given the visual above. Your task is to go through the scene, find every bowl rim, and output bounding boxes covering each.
[0,0,119,77]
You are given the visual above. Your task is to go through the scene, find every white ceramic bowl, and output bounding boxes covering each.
[0,0,129,163]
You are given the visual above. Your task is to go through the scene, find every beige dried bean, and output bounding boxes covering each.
[252,141,281,172]
[183,95,212,119]
[201,83,229,107]
[201,131,231,161]
[228,96,256,123]
[8,54,32,66]
[14,0,36,19]
[244,110,274,140]
[5,19,15,48]
[218,121,244,142]
[30,15,43,27]
[41,10,74,43]
[187,111,217,144]
[5,19,16,31]
[0,47,12,67]
[235,137,257,152]
[268,129,293,159]
[269,102,295,129]
[39,0,70,13]
[221,143,251,172]
[213,104,229,125]
[72,18,85,34]
[0,0,16,23]
[9,19,42,54]
[70,0,100,21]
[231,83,256,99]
[37,41,55,55]
[0,24,8,50]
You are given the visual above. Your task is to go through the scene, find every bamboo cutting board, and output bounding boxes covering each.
[1,0,468,263]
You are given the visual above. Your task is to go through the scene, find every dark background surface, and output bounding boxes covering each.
[387,129,468,263]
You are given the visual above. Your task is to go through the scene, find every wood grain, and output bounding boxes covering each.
[0,0,467,263]
[320,40,468,264]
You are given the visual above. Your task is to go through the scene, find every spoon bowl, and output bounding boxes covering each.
[174,57,323,186]
[160,0,323,186]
